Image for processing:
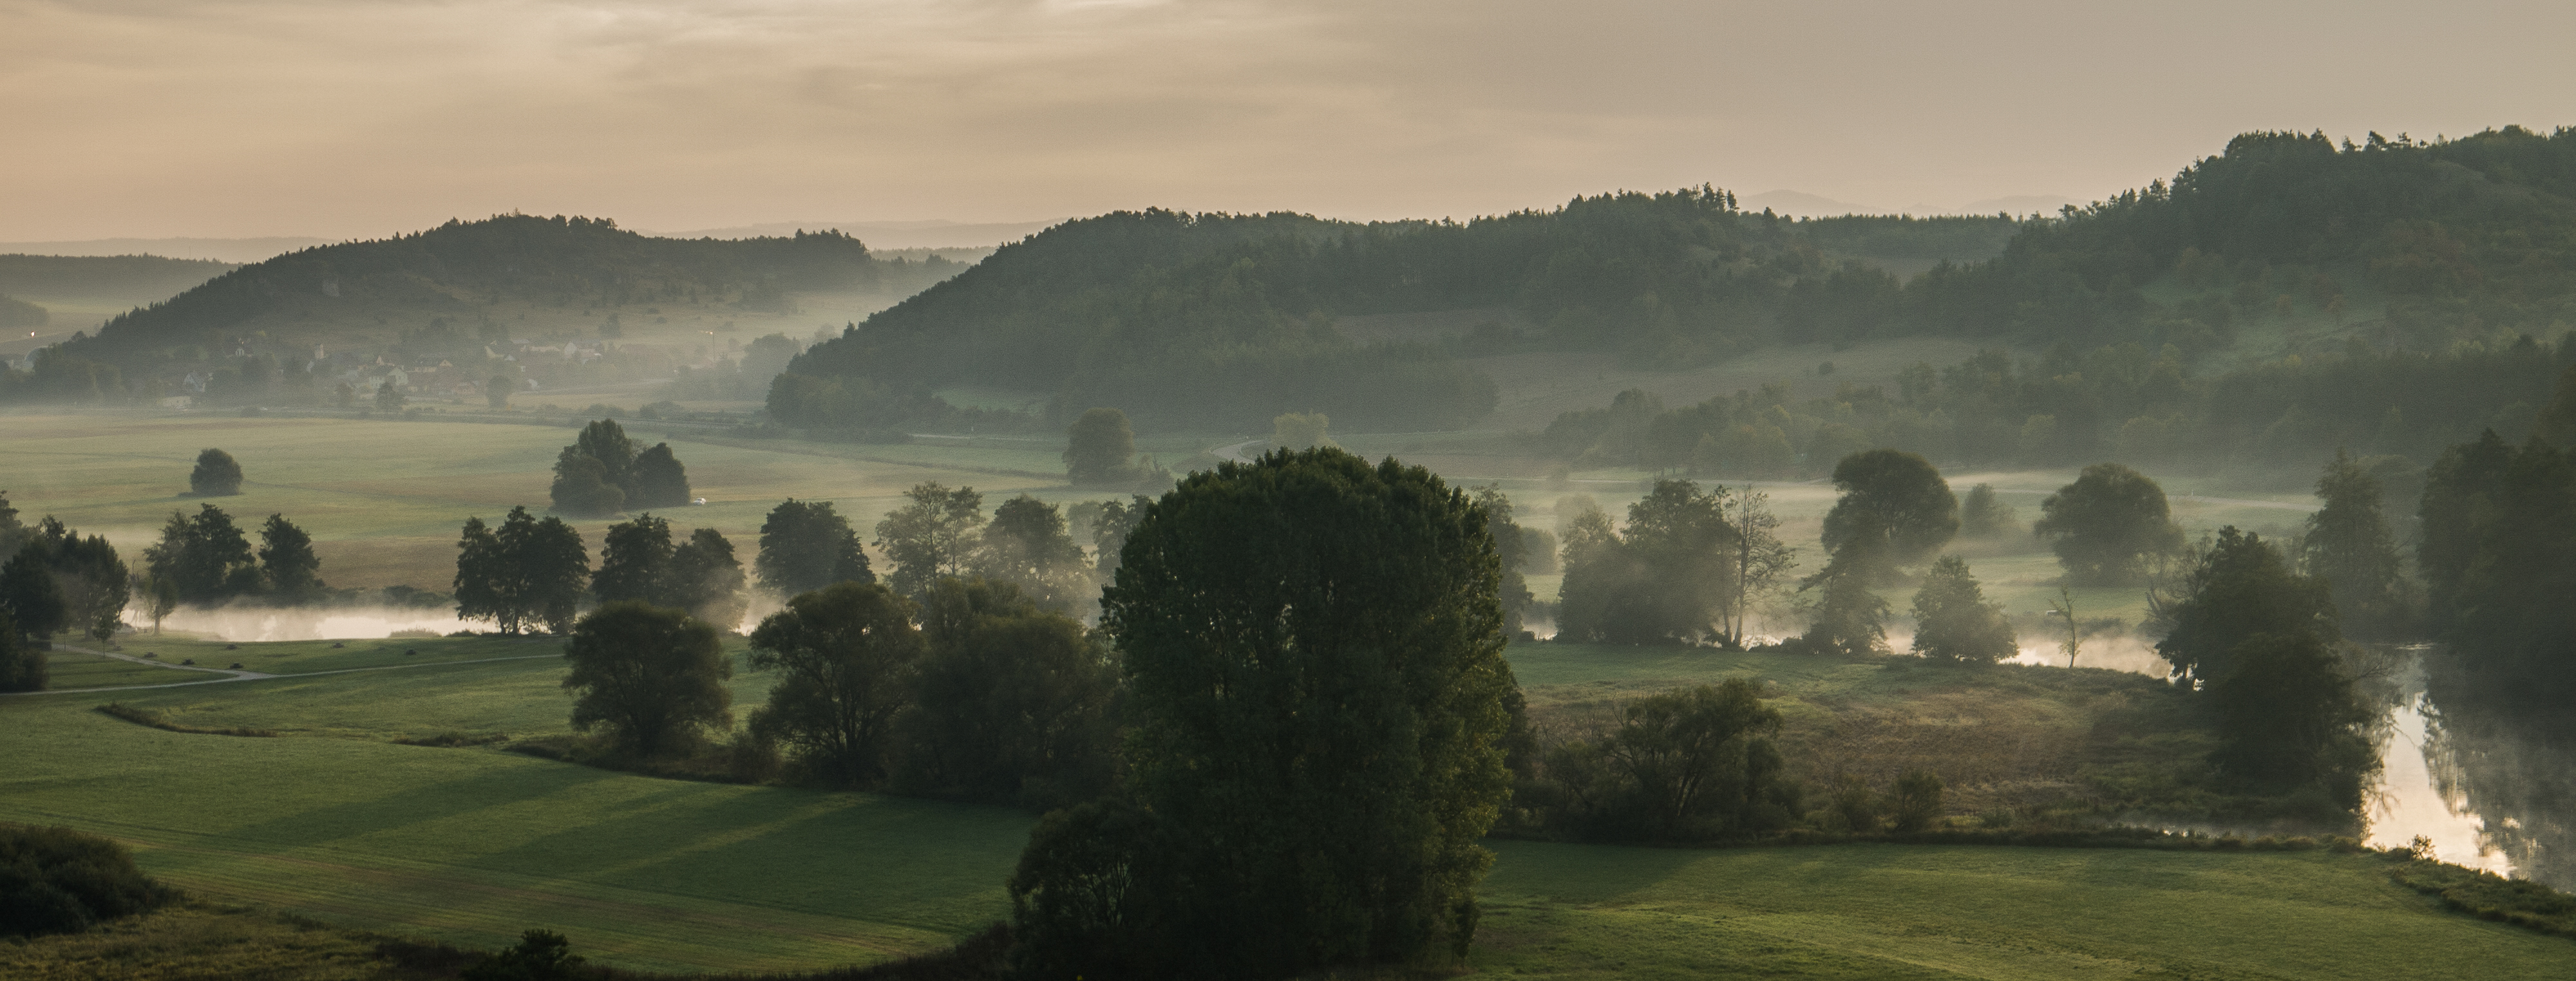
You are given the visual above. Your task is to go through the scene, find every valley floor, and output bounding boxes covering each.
[5,637,2570,978]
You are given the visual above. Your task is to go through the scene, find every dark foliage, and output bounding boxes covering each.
[1819,449,1957,570]
[1061,407,1137,487]
[1909,556,2016,663]
[2150,527,2338,684]
[2418,427,2576,707]
[257,513,325,600]
[0,824,179,938]
[1557,480,1741,644]
[748,581,924,786]
[755,499,873,595]
[144,504,257,605]
[893,578,1118,809]
[2033,463,2183,585]
[453,507,590,635]
[1012,447,1516,978]
[189,447,243,496]
[562,601,734,758]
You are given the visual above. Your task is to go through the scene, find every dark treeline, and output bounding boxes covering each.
[1545,334,2573,480]
[775,195,2013,431]
[774,126,2576,435]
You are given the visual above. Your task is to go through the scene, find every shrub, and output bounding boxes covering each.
[1888,769,1944,833]
[0,824,179,937]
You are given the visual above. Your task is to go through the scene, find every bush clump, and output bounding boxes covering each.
[0,823,180,937]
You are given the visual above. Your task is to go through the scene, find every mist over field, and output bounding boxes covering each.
[5,1,2576,978]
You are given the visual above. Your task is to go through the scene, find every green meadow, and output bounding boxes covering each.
[6,636,2571,977]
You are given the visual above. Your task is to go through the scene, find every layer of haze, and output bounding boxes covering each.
[5,0,2571,241]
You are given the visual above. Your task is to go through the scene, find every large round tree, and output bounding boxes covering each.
[1061,407,1136,487]
[1015,447,1518,978]
[189,448,243,496]
[1819,448,1958,569]
[2034,463,2184,584]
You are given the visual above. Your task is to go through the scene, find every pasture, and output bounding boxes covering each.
[6,637,2571,977]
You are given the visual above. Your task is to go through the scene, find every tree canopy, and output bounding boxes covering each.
[562,601,733,758]
[188,448,243,496]
[753,499,871,596]
[1819,449,1957,570]
[2033,463,2184,584]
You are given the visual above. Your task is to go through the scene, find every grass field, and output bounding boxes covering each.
[5,636,2570,976]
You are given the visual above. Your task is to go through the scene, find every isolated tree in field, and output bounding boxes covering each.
[875,482,985,597]
[1819,449,1957,572]
[485,374,512,409]
[1958,483,2018,537]
[1063,407,1137,487]
[374,379,404,411]
[627,444,692,509]
[453,507,590,635]
[1012,447,1517,977]
[592,514,674,605]
[1602,680,1785,839]
[145,505,258,604]
[1909,556,2015,663]
[189,448,243,496]
[562,601,732,758]
[894,578,1118,807]
[0,608,42,692]
[0,549,68,644]
[668,528,749,629]
[2150,527,2336,686]
[2299,450,2409,637]
[257,514,324,601]
[747,580,925,785]
[754,499,871,595]
[2033,463,2183,584]
[1271,411,1334,451]
[972,495,1089,611]
[28,518,132,643]
[548,447,625,516]
[2208,631,2374,800]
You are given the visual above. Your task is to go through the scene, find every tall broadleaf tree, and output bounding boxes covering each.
[1010,447,1517,978]
[592,514,675,606]
[875,483,985,597]
[2298,450,2410,638]
[1818,449,1957,574]
[755,499,872,595]
[972,495,1089,612]
[627,444,692,508]
[144,505,258,604]
[747,580,925,786]
[257,514,325,601]
[562,601,732,758]
[189,448,243,496]
[669,528,749,630]
[452,507,590,635]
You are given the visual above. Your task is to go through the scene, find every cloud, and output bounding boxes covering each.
[3,0,2570,239]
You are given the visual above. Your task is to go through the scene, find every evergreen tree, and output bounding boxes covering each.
[2033,463,2184,585]
[972,495,1090,612]
[874,483,985,597]
[188,448,243,496]
[256,514,324,601]
[754,499,872,595]
[1062,407,1137,487]
[1819,449,1957,573]
[747,580,924,785]
[668,528,749,630]
[1012,447,1515,977]
[563,601,732,758]
[2300,450,2409,637]
[1909,556,2016,663]
[627,443,692,508]
[592,514,674,606]
[374,379,404,411]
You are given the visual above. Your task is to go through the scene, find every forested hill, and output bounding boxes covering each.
[773,126,2576,434]
[57,215,881,364]
[0,254,240,308]
[775,196,2021,431]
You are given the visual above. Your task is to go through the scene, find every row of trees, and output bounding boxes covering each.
[145,504,325,608]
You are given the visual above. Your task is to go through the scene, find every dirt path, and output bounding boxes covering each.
[7,644,561,696]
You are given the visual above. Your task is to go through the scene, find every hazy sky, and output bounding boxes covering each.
[5,0,2571,241]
